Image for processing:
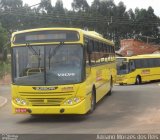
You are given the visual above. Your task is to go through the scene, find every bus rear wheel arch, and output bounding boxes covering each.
[135,75,141,85]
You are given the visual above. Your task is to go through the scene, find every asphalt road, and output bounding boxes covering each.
[0,82,160,136]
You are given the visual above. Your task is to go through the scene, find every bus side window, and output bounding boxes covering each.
[135,59,141,68]
[130,60,136,71]
[85,39,95,66]
[90,40,96,65]
[158,58,160,67]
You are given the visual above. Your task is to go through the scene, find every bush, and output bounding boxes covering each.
[0,62,11,79]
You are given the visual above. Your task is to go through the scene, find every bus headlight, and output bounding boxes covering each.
[15,98,28,106]
[21,100,27,105]
[63,97,84,106]
[15,98,21,104]
[73,97,80,103]
[67,99,73,105]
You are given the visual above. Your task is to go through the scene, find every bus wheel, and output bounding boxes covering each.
[135,76,141,85]
[89,88,96,113]
[108,78,113,96]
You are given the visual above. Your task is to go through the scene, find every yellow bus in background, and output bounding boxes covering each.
[116,54,160,85]
[11,28,116,115]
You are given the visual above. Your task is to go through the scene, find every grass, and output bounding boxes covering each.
[0,62,11,79]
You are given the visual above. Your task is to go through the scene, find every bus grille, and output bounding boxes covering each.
[19,91,74,106]
[27,98,65,106]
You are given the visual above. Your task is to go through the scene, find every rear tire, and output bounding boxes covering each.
[135,76,141,85]
[108,78,113,96]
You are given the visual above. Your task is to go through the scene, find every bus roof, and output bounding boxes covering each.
[117,54,160,60]
[12,27,82,35]
[12,27,114,46]
[82,30,114,46]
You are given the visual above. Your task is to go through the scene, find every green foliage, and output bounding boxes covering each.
[38,0,52,14]
[55,0,65,14]
[72,0,89,12]
[0,0,159,51]
[0,0,23,10]
[0,62,11,79]
[0,24,8,61]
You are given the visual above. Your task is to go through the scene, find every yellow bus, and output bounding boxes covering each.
[116,54,160,85]
[11,28,116,115]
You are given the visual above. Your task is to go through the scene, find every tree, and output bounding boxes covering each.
[91,0,101,13]
[0,0,23,10]
[0,0,23,32]
[38,0,52,14]
[55,0,64,13]
[134,7,159,40]
[0,24,8,61]
[0,0,159,50]
[127,9,136,38]
[72,0,89,12]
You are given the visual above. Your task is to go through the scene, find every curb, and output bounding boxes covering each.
[0,96,8,107]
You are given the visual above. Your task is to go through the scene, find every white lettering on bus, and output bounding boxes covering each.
[58,73,76,77]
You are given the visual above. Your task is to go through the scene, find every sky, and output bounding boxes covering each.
[22,0,160,17]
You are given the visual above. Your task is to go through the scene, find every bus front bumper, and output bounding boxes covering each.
[116,77,135,85]
[116,79,128,85]
[12,98,90,115]
[116,76,127,84]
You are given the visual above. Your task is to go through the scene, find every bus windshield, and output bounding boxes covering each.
[116,58,129,75]
[12,44,83,86]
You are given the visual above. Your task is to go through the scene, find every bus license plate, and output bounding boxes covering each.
[15,108,27,113]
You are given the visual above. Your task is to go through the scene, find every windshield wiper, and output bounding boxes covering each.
[49,42,64,58]
[26,43,39,56]
[48,42,64,69]
[26,43,41,68]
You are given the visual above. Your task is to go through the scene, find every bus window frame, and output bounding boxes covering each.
[84,36,115,67]
[11,43,86,86]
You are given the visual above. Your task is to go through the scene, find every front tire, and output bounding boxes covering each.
[89,89,96,114]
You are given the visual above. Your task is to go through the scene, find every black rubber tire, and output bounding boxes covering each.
[108,78,113,96]
[89,89,96,113]
[135,76,141,85]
